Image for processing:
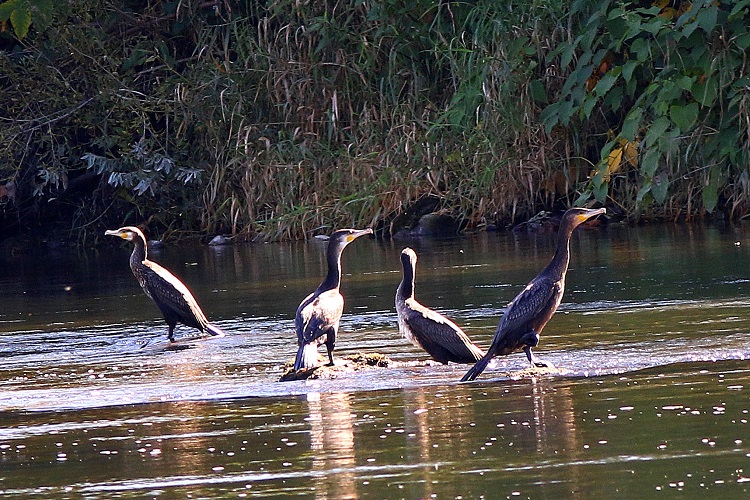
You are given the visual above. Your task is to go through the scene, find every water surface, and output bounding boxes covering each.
[1,223,749,497]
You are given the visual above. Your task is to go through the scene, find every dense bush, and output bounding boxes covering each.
[542,0,750,219]
[2,0,750,244]
[0,0,574,241]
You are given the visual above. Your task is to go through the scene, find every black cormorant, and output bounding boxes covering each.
[396,248,484,364]
[293,228,373,371]
[105,226,224,341]
[461,207,606,381]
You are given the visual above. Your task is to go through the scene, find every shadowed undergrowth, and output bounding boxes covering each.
[1,0,748,244]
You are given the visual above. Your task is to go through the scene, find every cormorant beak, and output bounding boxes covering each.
[105,229,129,240]
[577,207,606,223]
[346,228,374,242]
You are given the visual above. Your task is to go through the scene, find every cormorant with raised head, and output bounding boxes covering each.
[105,226,224,341]
[396,247,484,364]
[294,228,373,371]
[461,207,605,381]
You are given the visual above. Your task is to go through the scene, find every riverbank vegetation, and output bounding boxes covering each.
[1,0,749,244]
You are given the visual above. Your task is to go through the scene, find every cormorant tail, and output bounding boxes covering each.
[461,353,493,382]
[205,323,225,337]
[293,342,319,371]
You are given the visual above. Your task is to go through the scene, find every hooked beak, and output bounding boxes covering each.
[104,229,127,239]
[346,228,374,242]
[576,207,606,223]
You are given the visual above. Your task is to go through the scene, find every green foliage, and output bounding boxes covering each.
[82,138,202,196]
[0,0,56,39]
[543,0,750,218]
[9,0,750,243]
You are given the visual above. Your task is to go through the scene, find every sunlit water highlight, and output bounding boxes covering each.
[1,223,750,497]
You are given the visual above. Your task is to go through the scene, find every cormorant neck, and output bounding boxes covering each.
[317,243,343,292]
[398,259,415,299]
[129,235,147,269]
[544,224,574,280]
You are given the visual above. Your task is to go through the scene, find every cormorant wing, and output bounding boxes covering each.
[295,290,344,344]
[404,300,480,352]
[497,276,561,337]
[142,261,209,326]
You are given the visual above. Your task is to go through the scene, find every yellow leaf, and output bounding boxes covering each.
[606,146,624,181]
[622,139,639,167]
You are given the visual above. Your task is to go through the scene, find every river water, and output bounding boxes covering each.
[1,223,749,498]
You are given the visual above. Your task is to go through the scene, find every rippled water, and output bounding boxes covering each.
[1,223,749,497]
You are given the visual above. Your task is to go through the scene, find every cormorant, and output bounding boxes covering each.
[105,226,224,341]
[461,207,606,381]
[396,247,484,364]
[293,228,373,371]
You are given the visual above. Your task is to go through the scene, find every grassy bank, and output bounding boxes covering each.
[1,0,748,244]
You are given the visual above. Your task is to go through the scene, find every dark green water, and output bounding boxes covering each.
[1,223,749,497]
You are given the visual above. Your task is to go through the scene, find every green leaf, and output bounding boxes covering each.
[0,0,20,20]
[593,178,608,203]
[602,85,623,111]
[593,72,618,97]
[675,75,695,91]
[582,95,597,118]
[622,60,638,83]
[696,5,718,33]
[640,149,660,178]
[621,108,642,141]
[636,182,652,205]
[682,20,700,39]
[645,116,670,148]
[574,191,592,207]
[630,38,651,62]
[703,184,718,213]
[529,79,548,104]
[669,102,699,131]
[540,102,560,134]
[730,0,750,18]
[9,4,31,39]
[642,16,666,35]
[31,0,56,32]
[556,99,575,127]
[652,172,669,204]
[560,43,576,68]
[691,77,718,107]
[735,33,750,50]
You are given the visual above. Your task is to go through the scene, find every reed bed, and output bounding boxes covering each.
[2,0,748,243]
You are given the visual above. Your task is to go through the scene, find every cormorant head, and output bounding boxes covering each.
[104,226,147,243]
[561,207,606,232]
[328,227,373,252]
[400,247,417,271]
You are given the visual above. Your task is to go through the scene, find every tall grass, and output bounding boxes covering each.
[0,1,586,241]
[174,0,574,239]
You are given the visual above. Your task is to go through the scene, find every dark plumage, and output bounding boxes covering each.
[293,228,373,371]
[396,248,484,364]
[461,207,606,381]
[105,226,224,341]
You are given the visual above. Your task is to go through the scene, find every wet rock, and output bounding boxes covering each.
[279,352,392,381]
[502,365,568,379]
[392,213,463,239]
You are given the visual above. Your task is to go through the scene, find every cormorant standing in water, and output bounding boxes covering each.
[294,228,373,371]
[396,248,484,364]
[461,207,606,381]
[105,226,224,341]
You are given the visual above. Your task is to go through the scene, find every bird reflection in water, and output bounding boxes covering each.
[306,392,358,499]
[402,388,478,499]
[528,378,577,455]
